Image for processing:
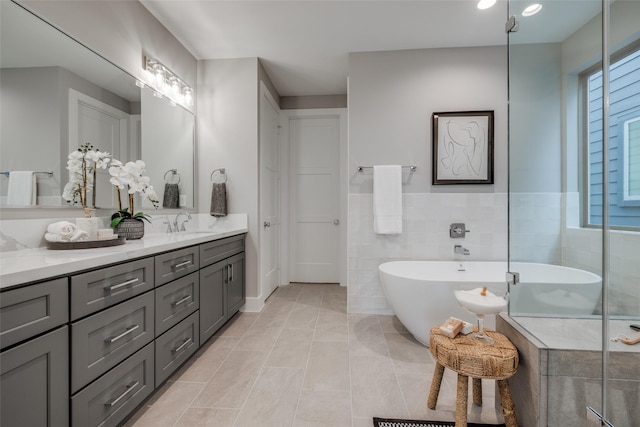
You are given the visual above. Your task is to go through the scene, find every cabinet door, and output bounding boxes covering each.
[199,260,226,343]
[0,277,68,349]
[1,326,69,427]
[226,252,245,316]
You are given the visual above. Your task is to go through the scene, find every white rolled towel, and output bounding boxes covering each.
[45,230,88,242]
[46,221,77,237]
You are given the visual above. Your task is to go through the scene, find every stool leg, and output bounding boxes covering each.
[455,374,468,427]
[472,378,482,406]
[427,362,445,410]
[497,379,518,427]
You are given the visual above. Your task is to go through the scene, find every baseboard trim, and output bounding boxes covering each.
[241,296,265,313]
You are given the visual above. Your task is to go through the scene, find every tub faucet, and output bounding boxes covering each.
[454,245,470,255]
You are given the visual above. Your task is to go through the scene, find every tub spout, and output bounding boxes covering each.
[454,245,470,255]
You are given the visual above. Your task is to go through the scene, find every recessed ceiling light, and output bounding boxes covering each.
[522,3,543,17]
[477,0,497,10]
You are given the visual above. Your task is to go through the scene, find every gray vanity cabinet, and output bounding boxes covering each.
[0,231,246,427]
[199,235,246,343]
[227,252,246,315]
[71,342,154,427]
[199,259,227,343]
[155,245,200,286]
[1,326,69,427]
[70,258,154,321]
[71,291,155,393]
[0,277,69,427]
[0,277,68,348]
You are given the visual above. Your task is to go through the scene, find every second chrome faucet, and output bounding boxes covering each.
[163,212,192,233]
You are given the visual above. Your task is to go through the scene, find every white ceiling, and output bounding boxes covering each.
[140,0,604,97]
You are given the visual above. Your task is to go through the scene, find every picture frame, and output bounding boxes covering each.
[432,110,494,185]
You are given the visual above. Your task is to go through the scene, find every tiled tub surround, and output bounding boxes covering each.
[348,192,510,314]
[0,213,247,289]
[348,191,639,317]
[497,314,640,427]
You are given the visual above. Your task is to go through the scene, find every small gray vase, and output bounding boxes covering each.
[114,218,144,240]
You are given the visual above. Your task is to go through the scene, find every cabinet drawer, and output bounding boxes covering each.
[155,272,199,336]
[200,234,245,268]
[155,311,199,385]
[72,342,154,427]
[71,292,154,393]
[1,326,69,427]
[71,258,154,320]
[1,278,68,349]
[155,246,199,286]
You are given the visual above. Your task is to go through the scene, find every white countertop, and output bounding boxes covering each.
[0,214,248,290]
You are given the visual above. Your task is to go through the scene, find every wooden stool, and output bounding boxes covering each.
[427,326,519,427]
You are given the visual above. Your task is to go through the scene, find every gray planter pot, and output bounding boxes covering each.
[114,218,144,240]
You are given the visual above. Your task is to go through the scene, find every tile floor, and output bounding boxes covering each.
[125,283,504,427]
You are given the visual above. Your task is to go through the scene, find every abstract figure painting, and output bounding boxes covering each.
[432,111,494,184]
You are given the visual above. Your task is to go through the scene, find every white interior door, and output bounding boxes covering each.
[69,89,128,209]
[290,116,340,283]
[259,84,281,298]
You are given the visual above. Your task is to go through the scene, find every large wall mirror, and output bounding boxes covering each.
[0,0,195,212]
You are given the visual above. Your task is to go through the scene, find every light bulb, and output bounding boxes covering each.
[184,88,193,107]
[477,0,496,9]
[522,3,542,17]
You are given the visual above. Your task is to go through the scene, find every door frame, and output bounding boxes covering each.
[259,81,282,300]
[280,108,348,286]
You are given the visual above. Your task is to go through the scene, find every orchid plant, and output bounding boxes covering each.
[62,143,111,215]
[108,159,159,227]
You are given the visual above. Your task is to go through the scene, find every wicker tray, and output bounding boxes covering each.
[46,236,126,250]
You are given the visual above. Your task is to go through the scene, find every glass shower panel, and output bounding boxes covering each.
[604,2,640,425]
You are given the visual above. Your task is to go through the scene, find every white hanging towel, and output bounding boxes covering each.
[7,171,36,206]
[373,165,402,234]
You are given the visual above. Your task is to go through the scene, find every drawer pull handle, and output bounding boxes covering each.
[107,278,139,292]
[172,337,192,354]
[104,381,139,407]
[105,324,140,343]
[172,260,192,271]
[171,295,192,307]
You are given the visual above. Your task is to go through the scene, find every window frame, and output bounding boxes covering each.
[580,41,640,231]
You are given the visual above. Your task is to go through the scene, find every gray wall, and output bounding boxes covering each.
[509,43,562,193]
[348,46,508,194]
[17,0,197,103]
[197,58,260,303]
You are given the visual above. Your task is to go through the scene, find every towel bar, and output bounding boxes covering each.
[163,169,181,184]
[357,165,416,173]
[210,168,227,183]
[1,171,53,177]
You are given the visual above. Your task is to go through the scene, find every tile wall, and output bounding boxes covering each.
[347,192,509,314]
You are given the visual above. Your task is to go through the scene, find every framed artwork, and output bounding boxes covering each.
[432,110,494,185]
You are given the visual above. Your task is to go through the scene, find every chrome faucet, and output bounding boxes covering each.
[174,212,192,232]
[454,245,470,255]
[161,215,175,233]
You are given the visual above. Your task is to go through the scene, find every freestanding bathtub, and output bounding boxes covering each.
[378,261,602,346]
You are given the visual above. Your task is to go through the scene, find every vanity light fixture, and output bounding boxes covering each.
[477,0,496,10]
[522,3,542,16]
[143,56,193,107]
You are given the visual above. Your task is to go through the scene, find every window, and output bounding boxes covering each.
[583,46,640,229]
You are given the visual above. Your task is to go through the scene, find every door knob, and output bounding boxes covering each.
[263,221,271,228]
[333,219,340,225]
